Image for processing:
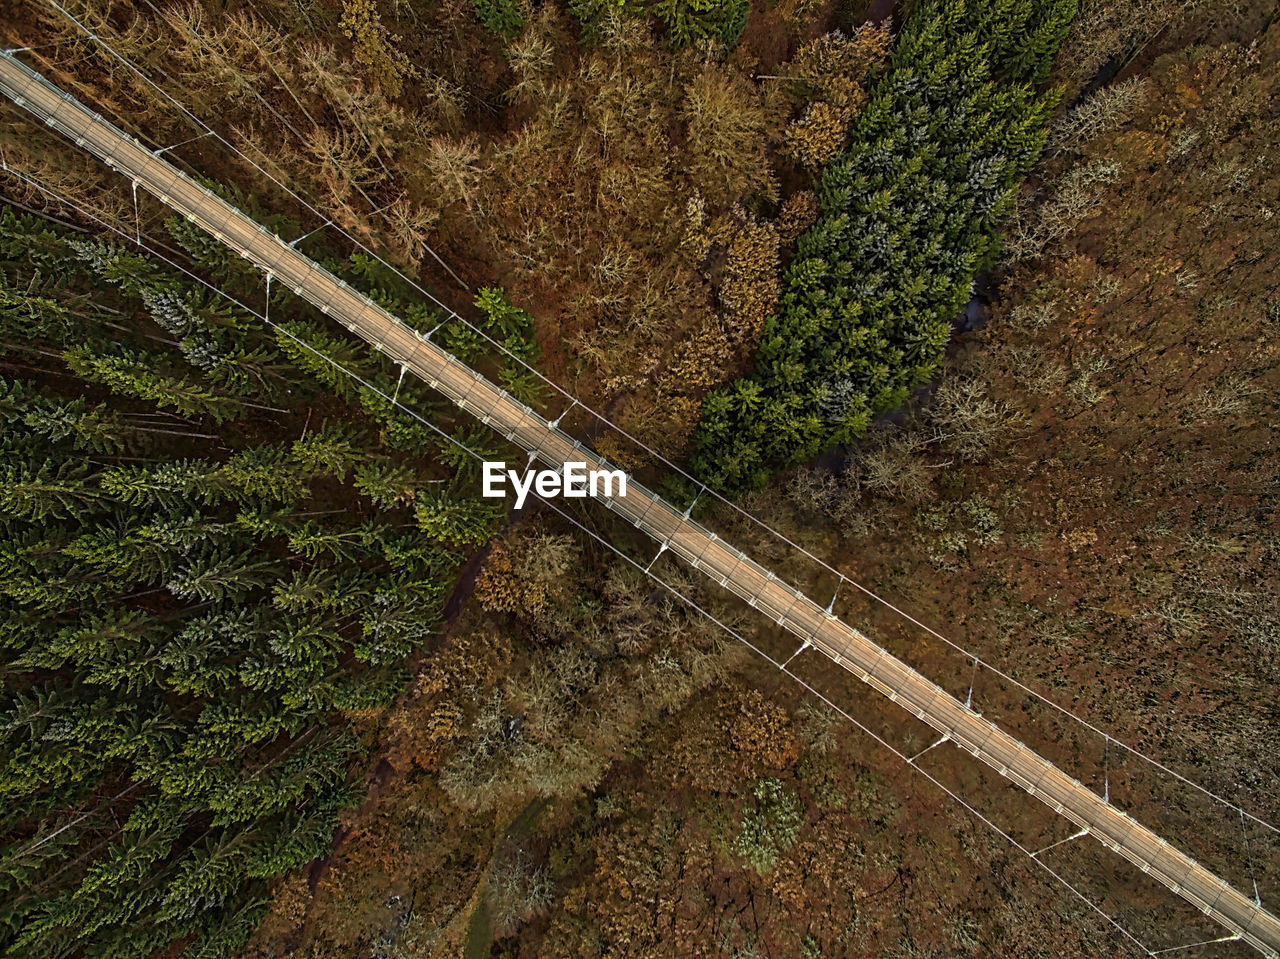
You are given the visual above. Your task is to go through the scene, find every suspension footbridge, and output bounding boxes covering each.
[2,50,1277,957]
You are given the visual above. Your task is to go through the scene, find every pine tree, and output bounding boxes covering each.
[0,460,99,522]
[353,458,420,508]
[290,424,369,480]
[65,345,249,423]
[166,550,276,602]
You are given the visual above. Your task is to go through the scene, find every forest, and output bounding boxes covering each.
[691,0,1073,492]
[2,0,1278,956]
[0,196,536,954]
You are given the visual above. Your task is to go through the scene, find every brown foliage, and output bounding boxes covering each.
[727,688,800,769]
[784,94,861,167]
[681,68,774,208]
[780,24,891,167]
[0,135,131,232]
[475,540,524,614]
[34,1,444,268]
[776,189,819,244]
[659,320,733,398]
[717,212,780,347]
[381,632,510,772]
[339,0,414,98]
[475,526,581,621]
[473,535,579,623]
[594,431,648,473]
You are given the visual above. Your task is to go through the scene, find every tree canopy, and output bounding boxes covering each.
[692,0,1075,493]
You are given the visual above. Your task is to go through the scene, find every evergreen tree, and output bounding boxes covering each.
[0,192,503,957]
[693,0,1075,492]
